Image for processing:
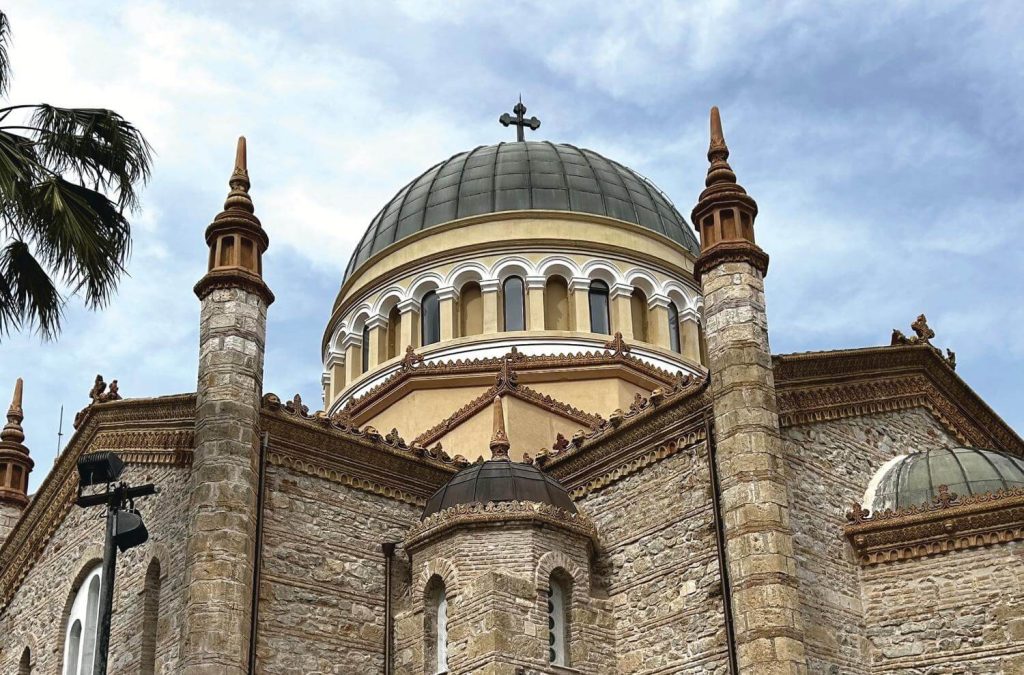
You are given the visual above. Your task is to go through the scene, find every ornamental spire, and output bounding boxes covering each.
[1,378,24,446]
[705,106,738,189]
[489,395,511,460]
[223,136,254,214]
[0,377,32,510]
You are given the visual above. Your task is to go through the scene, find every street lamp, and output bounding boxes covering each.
[75,452,158,675]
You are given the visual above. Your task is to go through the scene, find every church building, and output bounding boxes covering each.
[1,104,1022,674]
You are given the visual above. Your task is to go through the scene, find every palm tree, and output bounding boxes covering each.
[0,11,152,340]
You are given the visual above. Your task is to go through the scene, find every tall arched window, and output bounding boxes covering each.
[421,291,440,346]
[387,306,401,360]
[18,647,31,675]
[64,565,101,675]
[460,282,483,337]
[425,577,448,675]
[588,280,610,334]
[544,276,569,331]
[502,276,525,331]
[360,324,370,374]
[668,302,681,354]
[140,559,161,675]
[630,288,649,342]
[548,571,572,666]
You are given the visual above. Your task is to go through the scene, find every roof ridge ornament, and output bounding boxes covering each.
[489,395,511,460]
[499,96,541,142]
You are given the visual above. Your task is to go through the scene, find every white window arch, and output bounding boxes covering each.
[64,564,102,675]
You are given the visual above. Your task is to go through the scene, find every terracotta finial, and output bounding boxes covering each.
[489,395,511,460]
[223,136,254,214]
[705,106,737,188]
[709,106,727,153]
[1,378,25,445]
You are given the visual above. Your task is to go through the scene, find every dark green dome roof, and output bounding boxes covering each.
[344,141,699,281]
[867,447,1024,512]
[422,459,576,520]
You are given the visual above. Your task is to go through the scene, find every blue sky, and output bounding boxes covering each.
[3,1,1022,491]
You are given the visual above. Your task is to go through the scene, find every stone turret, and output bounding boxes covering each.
[181,138,272,674]
[691,108,808,672]
[0,378,32,545]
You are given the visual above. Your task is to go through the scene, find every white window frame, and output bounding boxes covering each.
[63,565,102,675]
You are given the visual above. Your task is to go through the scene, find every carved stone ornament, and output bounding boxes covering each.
[74,374,124,429]
[890,314,955,369]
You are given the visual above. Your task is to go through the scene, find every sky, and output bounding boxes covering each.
[2,0,1022,492]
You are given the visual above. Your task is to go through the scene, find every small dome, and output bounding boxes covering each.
[864,446,1024,512]
[422,460,576,520]
[345,141,699,282]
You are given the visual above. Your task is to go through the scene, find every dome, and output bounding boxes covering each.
[422,460,577,519]
[864,447,1024,512]
[344,141,700,281]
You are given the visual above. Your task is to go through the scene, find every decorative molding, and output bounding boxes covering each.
[404,500,598,552]
[693,240,769,282]
[844,485,1024,565]
[193,267,274,306]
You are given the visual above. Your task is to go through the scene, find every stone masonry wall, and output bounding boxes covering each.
[255,464,421,673]
[0,461,190,674]
[579,445,729,674]
[0,503,21,548]
[781,407,959,674]
[860,540,1024,673]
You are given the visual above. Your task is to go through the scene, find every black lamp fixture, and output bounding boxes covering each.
[75,451,158,675]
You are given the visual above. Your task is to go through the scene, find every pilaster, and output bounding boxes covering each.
[366,315,388,369]
[342,333,364,384]
[609,283,634,339]
[437,286,458,341]
[525,275,546,331]
[398,298,421,351]
[568,277,591,333]
[647,294,672,350]
[680,310,702,365]
[480,279,500,333]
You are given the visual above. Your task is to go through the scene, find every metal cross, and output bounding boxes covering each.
[499,96,540,141]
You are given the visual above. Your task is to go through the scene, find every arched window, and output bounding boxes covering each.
[502,276,525,331]
[425,577,448,674]
[630,288,649,342]
[544,276,569,331]
[387,305,401,360]
[548,571,572,666]
[421,291,440,346]
[588,280,610,334]
[460,282,483,337]
[140,559,161,675]
[63,565,101,675]
[18,647,31,675]
[360,324,370,374]
[668,302,681,354]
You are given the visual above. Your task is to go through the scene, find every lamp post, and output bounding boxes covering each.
[75,452,158,675]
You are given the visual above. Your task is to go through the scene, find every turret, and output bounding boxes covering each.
[0,378,32,544]
[692,108,807,672]
[181,137,271,674]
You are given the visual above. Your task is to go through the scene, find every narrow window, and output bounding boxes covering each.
[668,302,681,354]
[502,276,525,331]
[140,559,161,675]
[219,235,235,267]
[65,622,81,675]
[387,306,401,360]
[548,572,571,666]
[64,565,102,675]
[361,324,370,374]
[425,577,448,674]
[588,280,610,334]
[460,282,483,337]
[436,591,448,673]
[421,291,440,346]
[630,288,649,342]
[544,276,569,331]
[19,647,31,675]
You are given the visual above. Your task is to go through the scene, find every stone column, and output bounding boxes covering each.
[437,286,458,341]
[692,107,806,673]
[609,283,634,339]
[398,298,421,351]
[366,315,388,368]
[343,333,364,384]
[525,275,546,330]
[326,352,345,404]
[680,310,702,364]
[648,294,672,350]
[480,279,500,333]
[568,277,591,333]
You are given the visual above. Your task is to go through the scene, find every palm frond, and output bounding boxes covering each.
[0,12,10,97]
[0,239,63,338]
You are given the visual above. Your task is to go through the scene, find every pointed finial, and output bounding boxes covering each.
[2,378,25,445]
[223,136,254,214]
[705,106,736,188]
[710,106,726,153]
[489,395,511,460]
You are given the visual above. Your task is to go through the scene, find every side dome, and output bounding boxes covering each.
[423,460,577,520]
[344,141,699,281]
[864,447,1024,512]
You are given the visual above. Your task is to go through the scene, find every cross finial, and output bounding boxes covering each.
[499,98,541,142]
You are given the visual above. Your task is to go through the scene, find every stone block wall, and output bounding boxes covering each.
[579,445,729,674]
[255,464,421,673]
[781,407,959,674]
[0,461,190,674]
[860,540,1024,673]
[0,503,21,548]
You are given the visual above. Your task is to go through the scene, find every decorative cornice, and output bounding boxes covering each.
[773,344,1024,457]
[844,485,1024,565]
[404,500,598,551]
[0,394,196,611]
[194,267,275,306]
[693,240,769,282]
